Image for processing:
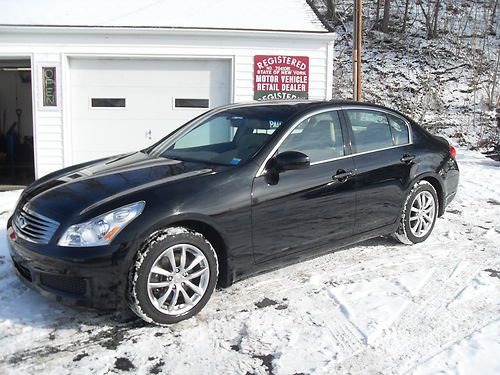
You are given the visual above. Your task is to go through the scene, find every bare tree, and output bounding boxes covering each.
[402,0,410,33]
[418,0,441,38]
[326,0,337,23]
[483,49,500,110]
[488,0,498,35]
[432,0,441,37]
[382,0,391,33]
[375,0,382,27]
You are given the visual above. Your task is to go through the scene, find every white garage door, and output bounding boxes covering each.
[69,58,231,164]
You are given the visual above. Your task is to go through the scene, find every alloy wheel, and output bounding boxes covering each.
[409,190,436,238]
[147,244,210,315]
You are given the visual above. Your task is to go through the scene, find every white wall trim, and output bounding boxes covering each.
[61,53,72,167]
[326,39,335,100]
[29,54,38,179]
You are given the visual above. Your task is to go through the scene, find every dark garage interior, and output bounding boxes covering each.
[0,59,35,188]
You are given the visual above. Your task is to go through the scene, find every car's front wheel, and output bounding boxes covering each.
[393,180,438,244]
[129,227,218,325]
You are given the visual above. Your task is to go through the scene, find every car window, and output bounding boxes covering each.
[148,106,294,166]
[388,114,410,145]
[278,111,344,163]
[346,109,394,153]
[174,116,235,149]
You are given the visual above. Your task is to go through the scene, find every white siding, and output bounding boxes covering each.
[0,28,334,178]
[32,55,64,177]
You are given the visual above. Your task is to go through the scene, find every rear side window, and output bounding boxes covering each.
[278,111,344,163]
[388,114,410,145]
[346,110,393,153]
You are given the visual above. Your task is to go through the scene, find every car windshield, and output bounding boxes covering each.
[147,106,296,166]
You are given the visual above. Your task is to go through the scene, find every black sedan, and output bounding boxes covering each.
[7,101,459,325]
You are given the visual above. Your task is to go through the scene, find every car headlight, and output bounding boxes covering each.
[58,201,145,247]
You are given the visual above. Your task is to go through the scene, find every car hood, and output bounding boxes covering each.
[22,152,223,221]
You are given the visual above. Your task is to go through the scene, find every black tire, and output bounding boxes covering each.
[128,227,218,325]
[393,180,439,245]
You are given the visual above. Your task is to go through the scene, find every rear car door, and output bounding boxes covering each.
[251,109,356,263]
[343,107,414,234]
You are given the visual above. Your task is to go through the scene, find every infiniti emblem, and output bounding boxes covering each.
[18,216,28,229]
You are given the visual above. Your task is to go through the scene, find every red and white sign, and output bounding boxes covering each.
[254,55,309,100]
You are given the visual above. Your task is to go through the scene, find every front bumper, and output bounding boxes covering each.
[7,223,136,310]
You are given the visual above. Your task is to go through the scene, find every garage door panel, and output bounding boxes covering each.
[72,96,210,120]
[72,119,170,144]
[70,58,231,164]
[71,60,224,87]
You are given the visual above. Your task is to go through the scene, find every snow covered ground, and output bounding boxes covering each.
[0,149,498,375]
[311,0,499,151]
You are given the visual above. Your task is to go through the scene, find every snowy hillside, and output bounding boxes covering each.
[0,149,499,374]
[311,0,499,150]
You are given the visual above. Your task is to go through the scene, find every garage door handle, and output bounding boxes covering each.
[332,170,353,183]
[145,129,152,140]
[401,154,415,163]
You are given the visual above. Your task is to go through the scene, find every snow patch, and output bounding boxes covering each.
[412,320,500,375]
[327,269,433,343]
[0,151,499,374]
[0,0,327,32]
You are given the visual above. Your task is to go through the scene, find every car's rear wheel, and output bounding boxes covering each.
[393,180,438,244]
[129,227,218,325]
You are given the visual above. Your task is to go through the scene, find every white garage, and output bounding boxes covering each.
[69,58,232,164]
[0,0,334,183]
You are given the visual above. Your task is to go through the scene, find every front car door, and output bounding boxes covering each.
[343,107,414,234]
[251,109,356,263]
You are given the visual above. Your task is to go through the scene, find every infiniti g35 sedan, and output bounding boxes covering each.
[7,101,459,325]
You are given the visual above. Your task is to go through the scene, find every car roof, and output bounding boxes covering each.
[218,100,410,120]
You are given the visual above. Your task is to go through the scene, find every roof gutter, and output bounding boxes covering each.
[0,25,336,40]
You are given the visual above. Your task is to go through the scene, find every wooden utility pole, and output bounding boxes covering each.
[353,0,362,101]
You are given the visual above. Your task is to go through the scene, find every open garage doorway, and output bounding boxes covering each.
[0,59,34,188]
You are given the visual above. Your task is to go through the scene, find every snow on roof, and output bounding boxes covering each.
[0,0,328,32]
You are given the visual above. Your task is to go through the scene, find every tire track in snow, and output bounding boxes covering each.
[331,257,496,375]
[303,291,366,362]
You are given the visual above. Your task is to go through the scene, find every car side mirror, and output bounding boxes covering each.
[273,151,310,172]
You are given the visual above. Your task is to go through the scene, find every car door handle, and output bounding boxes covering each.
[401,154,416,163]
[332,170,353,183]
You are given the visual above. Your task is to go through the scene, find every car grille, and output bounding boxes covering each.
[12,206,60,244]
[39,273,87,295]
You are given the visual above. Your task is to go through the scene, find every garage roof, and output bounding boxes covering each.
[0,0,328,33]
